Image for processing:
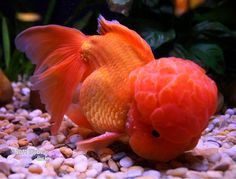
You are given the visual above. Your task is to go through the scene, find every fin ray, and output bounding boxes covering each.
[15,25,90,134]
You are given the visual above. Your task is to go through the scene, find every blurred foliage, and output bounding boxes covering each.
[0,0,236,86]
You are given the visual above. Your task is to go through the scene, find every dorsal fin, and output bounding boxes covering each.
[97,15,154,63]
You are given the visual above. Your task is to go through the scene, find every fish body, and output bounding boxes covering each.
[15,16,217,161]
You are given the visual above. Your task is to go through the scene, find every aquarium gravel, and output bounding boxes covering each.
[0,81,236,179]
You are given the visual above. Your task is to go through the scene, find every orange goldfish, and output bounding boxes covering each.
[175,0,205,16]
[15,16,217,161]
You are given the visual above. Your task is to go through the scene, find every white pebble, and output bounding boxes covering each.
[119,157,133,168]
[63,158,74,167]
[208,153,221,163]
[21,87,30,96]
[41,141,54,151]
[29,109,42,118]
[32,117,48,123]
[91,162,103,173]
[206,171,223,178]
[227,131,236,138]
[225,108,235,115]
[8,173,26,179]
[126,166,144,177]
[0,107,7,113]
[143,170,161,178]
[51,157,64,170]
[212,118,220,125]
[224,145,236,157]
[86,168,99,177]
[166,167,188,177]
[69,134,82,143]
[74,155,88,172]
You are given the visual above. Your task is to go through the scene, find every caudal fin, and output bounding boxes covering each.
[15,25,90,134]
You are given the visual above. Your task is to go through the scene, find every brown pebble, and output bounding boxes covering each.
[39,132,50,141]
[0,162,10,175]
[59,165,74,173]
[18,138,29,147]
[0,132,7,139]
[28,164,43,174]
[213,162,230,171]
[4,125,15,134]
[60,147,73,158]
[17,126,27,132]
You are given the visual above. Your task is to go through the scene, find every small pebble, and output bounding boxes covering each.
[206,171,223,178]
[166,167,188,177]
[213,161,230,171]
[74,155,88,172]
[126,166,144,177]
[18,138,29,147]
[28,164,43,174]
[60,147,73,158]
[69,134,82,143]
[59,164,74,173]
[119,156,134,168]
[108,159,119,172]
[86,168,99,177]
[51,157,64,170]
[8,173,26,179]
[142,170,161,178]
[57,134,66,143]
[208,153,221,163]
[225,108,235,115]
[224,145,236,157]
[63,158,74,167]
[0,162,10,175]
[29,109,42,118]
[0,173,7,179]
[21,87,30,96]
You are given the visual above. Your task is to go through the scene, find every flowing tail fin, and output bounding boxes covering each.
[15,25,90,134]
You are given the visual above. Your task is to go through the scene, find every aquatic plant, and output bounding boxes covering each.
[0,0,235,84]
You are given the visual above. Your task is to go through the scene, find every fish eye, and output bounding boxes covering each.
[151,129,160,138]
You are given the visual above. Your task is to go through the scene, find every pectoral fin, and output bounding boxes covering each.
[77,132,125,151]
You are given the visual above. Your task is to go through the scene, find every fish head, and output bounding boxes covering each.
[126,57,218,161]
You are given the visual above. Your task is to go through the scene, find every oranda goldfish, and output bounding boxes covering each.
[15,16,217,161]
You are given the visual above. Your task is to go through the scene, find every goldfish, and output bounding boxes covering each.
[15,16,217,161]
[175,0,205,16]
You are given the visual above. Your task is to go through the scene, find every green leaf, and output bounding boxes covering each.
[190,43,225,74]
[73,11,93,30]
[1,17,11,71]
[194,21,236,38]
[169,44,203,66]
[141,28,175,50]
[142,0,159,7]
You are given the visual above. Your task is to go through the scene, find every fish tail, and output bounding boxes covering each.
[15,25,91,134]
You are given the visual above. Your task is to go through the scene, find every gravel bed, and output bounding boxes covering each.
[0,81,236,179]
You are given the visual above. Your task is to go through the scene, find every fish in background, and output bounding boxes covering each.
[175,0,205,16]
[15,15,217,161]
